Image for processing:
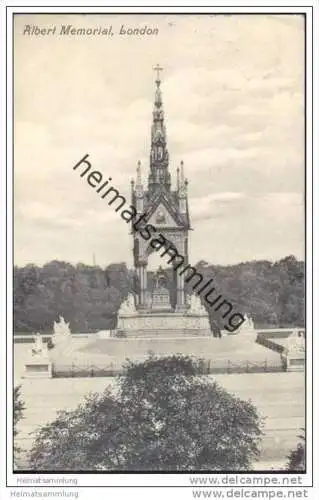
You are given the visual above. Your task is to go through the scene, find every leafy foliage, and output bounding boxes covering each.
[14,261,132,333]
[29,355,263,471]
[13,256,304,334]
[13,385,25,457]
[192,256,305,332]
[287,429,305,471]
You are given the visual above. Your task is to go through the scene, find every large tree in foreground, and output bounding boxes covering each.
[30,355,263,471]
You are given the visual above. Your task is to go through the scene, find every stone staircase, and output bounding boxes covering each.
[74,336,283,371]
[120,328,212,337]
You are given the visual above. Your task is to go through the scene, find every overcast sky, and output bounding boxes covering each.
[14,13,305,268]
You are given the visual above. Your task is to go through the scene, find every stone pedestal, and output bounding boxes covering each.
[117,311,211,337]
[282,330,305,371]
[151,285,172,312]
[281,352,305,372]
[24,357,52,378]
[117,291,211,337]
[23,333,53,378]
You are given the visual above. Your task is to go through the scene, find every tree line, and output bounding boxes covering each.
[13,255,305,334]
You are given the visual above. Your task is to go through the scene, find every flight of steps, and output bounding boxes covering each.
[75,336,283,370]
[123,329,212,337]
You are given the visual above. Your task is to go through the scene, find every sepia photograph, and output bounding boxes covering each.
[10,11,308,480]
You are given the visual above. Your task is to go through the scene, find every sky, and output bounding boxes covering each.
[14,13,305,268]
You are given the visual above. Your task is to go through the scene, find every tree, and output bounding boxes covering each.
[105,262,132,301]
[13,256,305,334]
[29,355,263,471]
[13,385,25,461]
[287,429,305,472]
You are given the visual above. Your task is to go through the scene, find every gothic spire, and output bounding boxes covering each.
[148,65,171,193]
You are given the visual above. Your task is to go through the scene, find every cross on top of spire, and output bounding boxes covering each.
[153,64,163,84]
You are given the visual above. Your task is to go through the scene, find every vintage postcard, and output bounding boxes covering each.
[2,3,317,500]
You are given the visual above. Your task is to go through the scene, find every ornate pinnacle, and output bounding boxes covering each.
[136,161,142,185]
[153,64,163,83]
[180,161,185,184]
[179,161,188,197]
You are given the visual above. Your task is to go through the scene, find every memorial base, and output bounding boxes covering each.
[117,311,212,337]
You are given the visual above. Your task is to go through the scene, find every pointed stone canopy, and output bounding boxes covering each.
[131,67,191,311]
[148,65,171,193]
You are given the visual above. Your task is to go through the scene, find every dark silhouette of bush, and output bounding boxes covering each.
[14,385,25,461]
[287,429,305,471]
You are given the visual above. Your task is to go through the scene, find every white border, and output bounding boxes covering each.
[2,1,317,496]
